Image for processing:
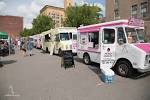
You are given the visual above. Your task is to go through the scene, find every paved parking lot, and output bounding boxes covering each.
[0,49,150,100]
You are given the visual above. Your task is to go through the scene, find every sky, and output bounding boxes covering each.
[0,0,105,28]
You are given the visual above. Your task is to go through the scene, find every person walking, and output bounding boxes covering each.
[17,40,21,50]
[27,38,33,56]
[21,39,27,57]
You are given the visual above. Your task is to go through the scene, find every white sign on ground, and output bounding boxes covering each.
[4,85,20,97]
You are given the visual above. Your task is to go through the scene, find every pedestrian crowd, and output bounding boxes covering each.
[20,37,34,57]
[0,37,34,67]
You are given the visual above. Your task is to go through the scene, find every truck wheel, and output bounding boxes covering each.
[83,54,91,65]
[115,60,133,77]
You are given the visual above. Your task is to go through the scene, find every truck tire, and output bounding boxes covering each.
[83,53,91,65]
[115,60,133,77]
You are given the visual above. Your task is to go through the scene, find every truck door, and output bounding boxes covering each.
[100,28,117,69]
[55,34,60,52]
[72,33,77,53]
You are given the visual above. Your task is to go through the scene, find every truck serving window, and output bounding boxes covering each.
[45,34,50,42]
[125,27,138,43]
[117,27,126,43]
[60,33,69,41]
[103,29,115,44]
[80,34,87,44]
[88,31,99,48]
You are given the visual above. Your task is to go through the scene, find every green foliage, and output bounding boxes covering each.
[20,15,54,37]
[32,15,54,34]
[20,28,32,37]
[64,4,101,27]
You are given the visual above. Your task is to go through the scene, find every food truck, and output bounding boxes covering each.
[42,27,77,55]
[77,18,150,77]
[30,34,42,49]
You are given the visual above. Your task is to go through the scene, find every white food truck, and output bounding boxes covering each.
[77,18,150,77]
[42,27,77,55]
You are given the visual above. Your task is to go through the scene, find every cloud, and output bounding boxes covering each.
[0,1,6,13]
[17,0,65,28]
[1,0,105,28]
[17,1,42,28]
[34,0,64,7]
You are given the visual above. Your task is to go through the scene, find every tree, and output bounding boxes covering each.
[32,15,54,34]
[20,15,54,37]
[20,28,33,37]
[64,4,101,27]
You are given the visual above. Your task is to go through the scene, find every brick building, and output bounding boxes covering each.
[40,0,73,27]
[106,0,150,40]
[0,15,23,39]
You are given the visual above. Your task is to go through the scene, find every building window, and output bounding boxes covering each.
[141,2,148,18]
[114,0,119,9]
[114,9,119,18]
[114,0,119,18]
[131,4,138,18]
[49,12,51,16]
[56,14,59,19]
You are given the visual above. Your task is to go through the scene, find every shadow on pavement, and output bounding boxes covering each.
[83,62,150,80]
[26,54,35,56]
[74,57,101,75]
[74,57,83,64]
[88,63,101,75]
[66,56,150,79]
[40,51,50,54]
[1,60,17,66]
[131,71,150,79]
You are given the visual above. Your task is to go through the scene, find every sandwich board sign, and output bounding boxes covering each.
[61,50,75,69]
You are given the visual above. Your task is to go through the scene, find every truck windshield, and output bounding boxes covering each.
[136,29,145,42]
[60,33,70,41]
[125,27,139,43]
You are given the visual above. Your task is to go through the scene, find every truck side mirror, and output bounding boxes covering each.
[118,38,124,45]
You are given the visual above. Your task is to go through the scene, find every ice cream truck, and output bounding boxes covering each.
[42,27,77,55]
[77,19,150,77]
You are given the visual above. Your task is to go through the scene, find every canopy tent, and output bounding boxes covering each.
[0,32,8,39]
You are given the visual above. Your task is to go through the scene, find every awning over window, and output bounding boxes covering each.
[0,32,8,39]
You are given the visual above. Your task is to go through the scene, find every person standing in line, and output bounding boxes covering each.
[27,38,33,56]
